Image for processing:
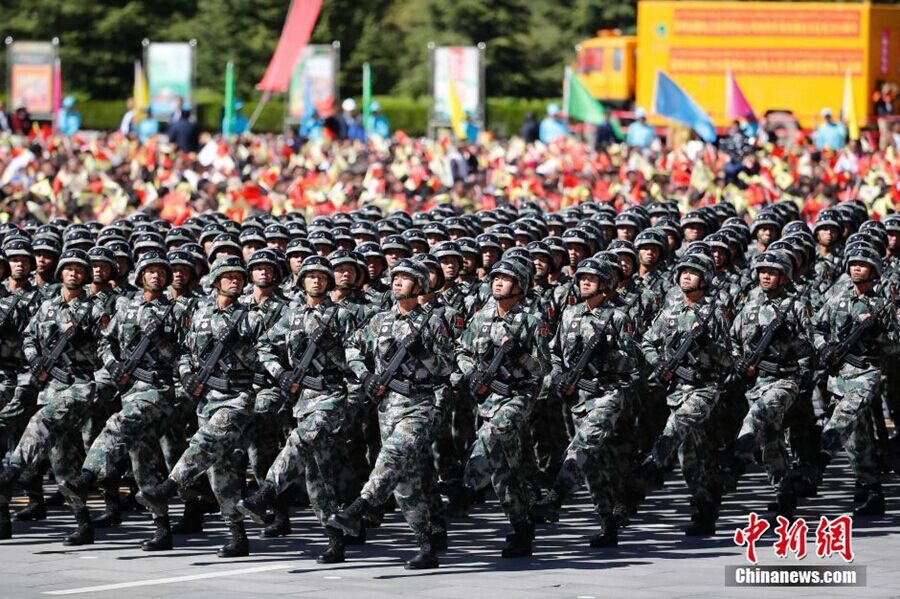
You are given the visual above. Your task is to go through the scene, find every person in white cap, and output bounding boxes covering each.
[539,103,570,144]
[813,107,847,151]
[626,107,657,149]
[339,98,365,141]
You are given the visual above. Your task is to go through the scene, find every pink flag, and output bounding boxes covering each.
[725,69,755,121]
[256,0,323,93]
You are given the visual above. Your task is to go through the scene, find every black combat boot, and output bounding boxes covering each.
[430,515,448,551]
[142,515,173,551]
[135,478,178,517]
[92,481,122,528]
[0,504,11,540]
[766,489,796,523]
[14,478,47,521]
[853,484,885,517]
[217,521,250,558]
[501,521,534,558]
[326,497,370,537]
[684,500,716,537]
[589,512,619,547]
[316,526,345,564]
[63,508,95,546]
[441,480,470,518]
[0,466,21,504]
[405,532,439,569]
[236,481,276,525]
[58,470,96,505]
[530,488,563,523]
[172,499,207,534]
[260,493,292,539]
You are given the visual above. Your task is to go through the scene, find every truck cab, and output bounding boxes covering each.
[573,30,637,109]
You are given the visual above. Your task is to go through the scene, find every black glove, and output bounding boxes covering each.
[819,344,837,369]
[467,369,488,397]
[278,371,296,393]
[181,372,197,392]
[363,373,384,400]
[30,357,49,379]
[550,372,573,397]
[107,360,125,382]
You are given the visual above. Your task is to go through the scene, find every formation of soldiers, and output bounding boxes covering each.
[0,198,898,569]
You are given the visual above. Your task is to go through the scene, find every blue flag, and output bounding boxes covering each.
[652,70,717,143]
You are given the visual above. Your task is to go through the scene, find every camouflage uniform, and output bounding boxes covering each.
[813,283,898,488]
[256,296,356,526]
[549,297,639,516]
[455,295,550,533]
[344,302,452,536]
[639,286,733,515]
[730,284,814,498]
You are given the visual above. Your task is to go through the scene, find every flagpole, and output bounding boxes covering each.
[562,66,572,118]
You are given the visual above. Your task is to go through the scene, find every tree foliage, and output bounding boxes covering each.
[0,0,635,100]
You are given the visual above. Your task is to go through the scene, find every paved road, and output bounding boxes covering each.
[1,460,898,598]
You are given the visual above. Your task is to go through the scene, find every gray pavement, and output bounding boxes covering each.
[1,459,899,598]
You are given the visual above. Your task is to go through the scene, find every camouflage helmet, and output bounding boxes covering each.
[238,227,267,248]
[329,249,364,285]
[263,223,290,243]
[634,227,668,251]
[752,250,794,280]
[87,245,117,268]
[391,258,431,295]
[457,237,481,256]
[593,250,625,282]
[357,241,387,269]
[55,248,92,279]
[674,253,714,286]
[414,253,445,290]
[381,234,412,256]
[433,240,463,266]
[33,235,62,258]
[298,255,335,291]
[882,214,900,234]
[207,233,242,261]
[562,227,591,248]
[167,250,198,277]
[475,233,502,251]
[574,257,615,290]
[489,259,530,293]
[286,237,315,258]
[63,228,94,251]
[813,209,842,234]
[134,250,173,287]
[209,255,247,283]
[3,239,35,269]
[607,239,637,269]
[844,244,882,277]
[247,248,283,274]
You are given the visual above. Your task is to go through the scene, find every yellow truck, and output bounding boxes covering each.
[574,1,900,129]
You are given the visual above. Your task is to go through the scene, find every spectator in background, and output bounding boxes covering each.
[10,104,32,135]
[463,111,479,144]
[221,100,249,136]
[539,103,569,144]
[625,108,657,149]
[167,107,199,152]
[367,101,391,140]
[57,96,82,136]
[520,111,539,143]
[813,108,847,151]
[0,101,9,133]
[873,82,896,151]
[339,98,365,141]
[119,98,136,136]
[594,118,616,148]
[136,109,159,143]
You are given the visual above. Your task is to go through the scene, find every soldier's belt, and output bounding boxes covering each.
[205,375,254,393]
[253,372,270,387]
[756,360,799,376]
[131,367,171,385]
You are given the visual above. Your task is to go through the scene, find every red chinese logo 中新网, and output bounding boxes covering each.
[733,513,854,563]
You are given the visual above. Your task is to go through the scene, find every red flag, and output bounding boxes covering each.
[257,0,323,93]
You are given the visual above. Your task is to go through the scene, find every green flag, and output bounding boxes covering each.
[566,71,606,125]
[223,61,235,136]
[362,62,372,139]
[565,68,624,141]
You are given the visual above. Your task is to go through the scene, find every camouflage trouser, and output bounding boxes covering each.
[159,395,193,473]
[527,379,568,488]
[0,371,17,455]
[82,382,173,493]
[338,402,375,504]
[434,384,476,487]
[465,395,532,524]
[246,386,284,487]
[0,374,39,455]
[821,368,882,486]
[82,368,119,452]
[360,398,434,536]
[265,402,344,526]
[652,385,720,504]
[7,379,96,508]
[556,388,628,513]
[785,380,822,487]
[169,392,252,523]
[736,377,798,492]
[882,356,900,428]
